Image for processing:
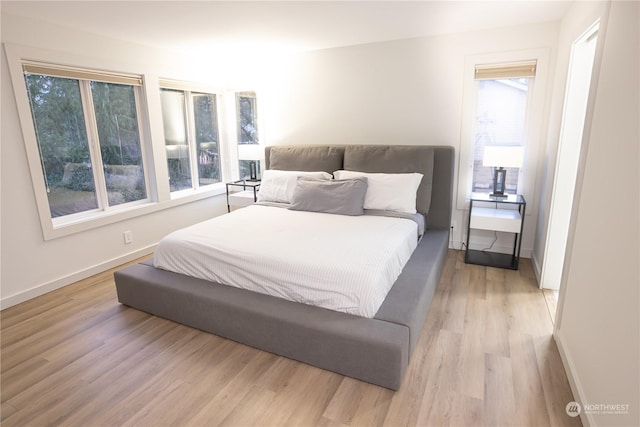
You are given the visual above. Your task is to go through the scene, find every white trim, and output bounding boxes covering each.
[554,329,595,427]
[551,8,611,426]
[531,250,543,286]
[222,92,241,180]
[82,80,109,210]
[0,244,156,310]
[539,20,600,292]
[185,89,199,190]
[133,84,155,202]
[218,130,235,182]
[554,4,609,333]
[552,5,611,424]
[43,185,225,240]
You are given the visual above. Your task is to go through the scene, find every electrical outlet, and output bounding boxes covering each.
[123,230,133,244]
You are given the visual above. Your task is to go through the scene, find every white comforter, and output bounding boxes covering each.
[153,205,418,318]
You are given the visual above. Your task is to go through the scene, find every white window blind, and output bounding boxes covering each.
[158,78,216,93]
[474,61,537,80]
[23,62,142,86]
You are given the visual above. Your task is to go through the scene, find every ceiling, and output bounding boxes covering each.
[2,1,572,56]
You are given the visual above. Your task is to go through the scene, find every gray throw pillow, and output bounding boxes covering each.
[289,177,368,216]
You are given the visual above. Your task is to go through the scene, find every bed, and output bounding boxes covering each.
[115,144,454,390]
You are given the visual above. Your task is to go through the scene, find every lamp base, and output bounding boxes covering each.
[492,167,507,197]
[249,160,258,181]
[489,193,508,198]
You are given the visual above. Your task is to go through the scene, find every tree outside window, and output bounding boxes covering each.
[25,72,147,218]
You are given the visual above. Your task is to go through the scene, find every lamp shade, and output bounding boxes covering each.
[237,144,262,161]
[483,146,524,168]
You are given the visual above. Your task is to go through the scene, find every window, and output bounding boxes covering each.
[7,44,239,239]
[193,93,222,186]
[23,64,148,220]
[236,91,258,144]
[458,51,549,212]
[235,91,262,181]
[471,62,536,195]
[472,76,531,194]
[159,86,222,193]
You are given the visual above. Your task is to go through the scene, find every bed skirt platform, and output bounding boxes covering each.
[116,144,454,390]
[115,229,448,390]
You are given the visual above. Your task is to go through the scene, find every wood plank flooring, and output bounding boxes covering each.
[0,250,581,426]
[543,289,560,325]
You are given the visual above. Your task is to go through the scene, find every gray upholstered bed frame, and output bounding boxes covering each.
[115,145,454,390]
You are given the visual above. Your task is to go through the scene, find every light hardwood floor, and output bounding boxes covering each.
[1,250,581,426]
[543,289,560,325]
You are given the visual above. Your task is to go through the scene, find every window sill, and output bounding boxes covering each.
[169,182,225,201]
[43,185,226,240]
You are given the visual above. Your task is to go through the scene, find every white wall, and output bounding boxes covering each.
[554,1,640,426]
[532,0,608,279]
[0,14,242,308]
[260,22,560,254]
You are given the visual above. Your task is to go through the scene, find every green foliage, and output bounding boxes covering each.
[193,94,219,144]
[92,81,142,166]
[26,74,147,212]
[26,74,89,185]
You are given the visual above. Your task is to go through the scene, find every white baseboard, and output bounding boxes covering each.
[531,251,542,285]
[554,328,595,427]
[449,239,466,251]
[0,245,156,310]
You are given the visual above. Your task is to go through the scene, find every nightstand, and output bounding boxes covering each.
[226,180,261,212]
[465,193,526,270]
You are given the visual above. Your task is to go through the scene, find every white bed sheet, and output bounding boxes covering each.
[153,205,418,318]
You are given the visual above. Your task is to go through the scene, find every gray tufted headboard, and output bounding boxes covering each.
[264,145,454,230]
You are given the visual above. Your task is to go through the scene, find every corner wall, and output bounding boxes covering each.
[554,1,640,426]
[532,0,608,280]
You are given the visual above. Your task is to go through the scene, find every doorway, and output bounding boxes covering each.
[540,23,599,301]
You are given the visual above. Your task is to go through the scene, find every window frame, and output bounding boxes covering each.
[158,80,228,199]
[7,52,156,239]
[41,77,153,225]
[232,90,264,181]
[235,91,259,145]
[470,76,533,195]
[5,44,229,240]
[85,79,151,211]
[232,89,264,180]
[457,48,550,214]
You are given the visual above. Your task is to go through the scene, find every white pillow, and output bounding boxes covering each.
[257,170,332,203]
[333,170,423,214]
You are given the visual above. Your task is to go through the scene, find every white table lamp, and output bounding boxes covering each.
[482,146,524,196]
[237,144,262,181]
